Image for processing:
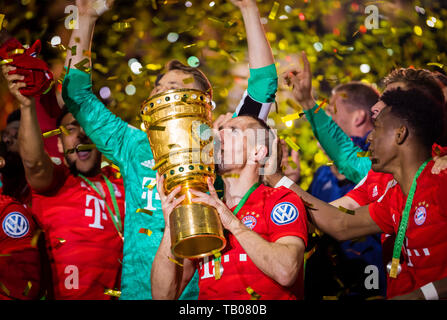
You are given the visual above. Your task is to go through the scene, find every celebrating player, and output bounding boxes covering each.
[151,116,308,300]
[62,0,278,299]
[269,88,447,299]
[3,67,126,299]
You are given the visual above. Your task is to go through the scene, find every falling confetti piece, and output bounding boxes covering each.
[427,62,444,69]
[281,113,301,123]
[136,208,153,216]
[9,48,25,55]
[23,281,32,297]
[222,173,240,178]
[151,159,167,171]
[0,14,4,31]
[269,2,280,20]
[168,256,183,267]
[285,99,302,112]
[246,286,261,300]
[139,228,152,236]
[284,137,300,151]
[357,151,371,157]
[30,229,42,247]
[304,246,317,260]
[338,206,355,215]
[104,289,121,297]
[74,58,91,73]
[0,59,13,65]
[0,282,10,296]
[76,144,96,151]
[148,125,166,131]
[146,180,157,190]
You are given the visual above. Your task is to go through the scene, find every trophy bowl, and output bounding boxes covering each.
[141,89,226,259]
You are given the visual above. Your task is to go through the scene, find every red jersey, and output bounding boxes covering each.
[197,184,308,300]
[31,165,125,300]
[369,160,447,298]
[346,170,395,206]
[0,194,42,300]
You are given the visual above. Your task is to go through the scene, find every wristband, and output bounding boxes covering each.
[420,282,439,300]
[274,176,294,189]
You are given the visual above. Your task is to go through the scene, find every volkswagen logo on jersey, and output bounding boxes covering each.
[242,215,257,230]
[271,202,299,225]
[414,206,427,226]
[2,212,30,238]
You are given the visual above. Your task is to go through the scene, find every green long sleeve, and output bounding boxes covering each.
[303,104,371,184]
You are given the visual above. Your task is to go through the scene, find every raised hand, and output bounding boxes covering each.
[190,177,239,231]
[75,0,114,19]
[1,65,32,107]
[229,0,257,9]
[280,139,300,183]
[281,51,315,110]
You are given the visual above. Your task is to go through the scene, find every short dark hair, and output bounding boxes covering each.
[383,68,445,104]
[155,59,213,98]
[239,115,276,160]
[380,88,445,147]
[56,105,70,128]
[332,82,379,114]
[6,109,20,124]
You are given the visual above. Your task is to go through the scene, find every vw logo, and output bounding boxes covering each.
[271,202,299,226]
[2,212,30,238]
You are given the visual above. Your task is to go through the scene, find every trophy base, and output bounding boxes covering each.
[170,203,226,259]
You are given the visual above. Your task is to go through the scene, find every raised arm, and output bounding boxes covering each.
[231,0,278,119]
[2,66,54,192]
[62,0,148,167]
[282,52,371,183]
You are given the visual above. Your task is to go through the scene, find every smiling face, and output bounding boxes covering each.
[58,113,101,177]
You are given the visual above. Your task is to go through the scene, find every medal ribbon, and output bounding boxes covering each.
[389,158,430,278]
[78,173,123,240]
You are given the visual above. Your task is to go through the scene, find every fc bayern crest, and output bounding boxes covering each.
[414,206,427,226]
[2,212,30,238]
[242,215,257,230]
[271,202,299,226]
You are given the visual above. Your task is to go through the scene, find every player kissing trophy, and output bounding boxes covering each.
[141,89,226,259]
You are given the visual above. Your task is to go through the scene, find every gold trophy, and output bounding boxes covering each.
[141,89,226,259]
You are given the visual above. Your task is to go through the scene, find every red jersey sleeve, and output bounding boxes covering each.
[346,174,370,206]
[266,187,308,246]
[368,197,395,235]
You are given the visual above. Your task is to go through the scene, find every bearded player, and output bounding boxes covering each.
[152,116,308,300]
[3,71,125,299]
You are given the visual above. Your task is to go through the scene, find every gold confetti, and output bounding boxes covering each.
[30,229,42,247]
[23,281,32,297]
[0,282,10,296]
[0,14,4,31]
[9,48,25,55]
[284,137,300,151]
[151,159,167,171]
[323,296,338,300]
[168,256,183,267]
[42,128,62,138]
[182,77,195,84]
[338,206,355,215]
[106,76,118,81]
[222,173,240,179]
[0,59,13,65]
[145,63,162,71]
[0,254,11,257]
[212,250,221,280]
[74,58,91,73]
[139,228,152,236]
[183,44,197,49]
[304,246,317,261]
[281,113,301,123]
[427,62,444,69]
[268,2,280,20]
[137,208,153,216]
[76,144,96,151]
[357,151,371,157]
[246,286,261,300]
[146,180,157,190]
[104,289,121,297]
[285,99,302,112]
